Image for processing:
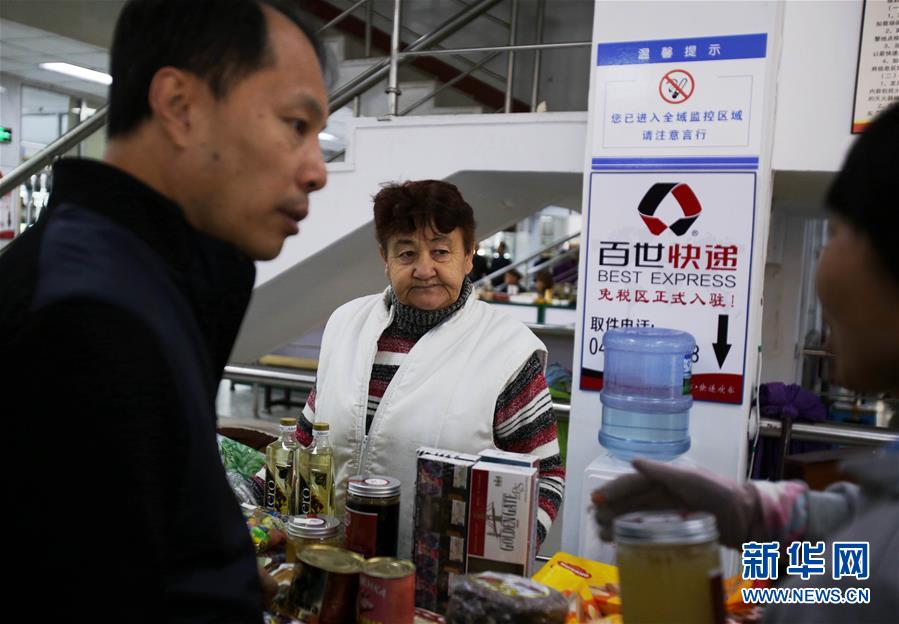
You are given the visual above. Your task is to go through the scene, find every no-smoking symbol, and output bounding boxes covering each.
[659,69,694,104]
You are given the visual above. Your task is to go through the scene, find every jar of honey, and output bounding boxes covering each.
[614,511,724,624]
[285,514,342,562]
[345,475,401,558]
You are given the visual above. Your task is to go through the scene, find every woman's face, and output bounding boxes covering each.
[382,226,473,310]
[815,215,899,393]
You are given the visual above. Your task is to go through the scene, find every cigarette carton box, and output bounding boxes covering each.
[478,447,541,469]
[466,461,539,576]
[413,449,477,612]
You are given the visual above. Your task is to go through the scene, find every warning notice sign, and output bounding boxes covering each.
[579,168,756,404]
[595,33,767,150]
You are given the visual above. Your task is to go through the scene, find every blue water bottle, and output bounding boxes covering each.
[598,328,696,461]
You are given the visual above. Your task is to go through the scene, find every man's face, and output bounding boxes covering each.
[815,215,899,392]
[181,7,328,260]
[382,226,473,311]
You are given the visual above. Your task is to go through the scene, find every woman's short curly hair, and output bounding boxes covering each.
[372,180,476,252]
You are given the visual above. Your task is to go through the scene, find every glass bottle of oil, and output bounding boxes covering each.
[294,422,335,516]
[264,417,297,514]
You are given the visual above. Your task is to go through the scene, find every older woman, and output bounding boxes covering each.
[298,179,565,557]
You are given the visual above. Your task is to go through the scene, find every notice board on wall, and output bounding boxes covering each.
[852,0,899,133]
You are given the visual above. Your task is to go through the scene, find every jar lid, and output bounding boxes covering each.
[347,475,401,497]
[613,510,718,545]
[298,544,364,574]
[313,422,330,431]
[279,417,297,426]
[287,514,340,539]
[363,557,415,579]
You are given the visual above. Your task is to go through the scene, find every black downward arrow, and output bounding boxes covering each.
[712,315,732,368]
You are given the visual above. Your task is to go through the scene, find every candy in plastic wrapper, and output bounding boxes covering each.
[242,504,287,554]
[218,434,267,479]
[531,552,620,621]
[227,470,260,506]
[445,572,567,624]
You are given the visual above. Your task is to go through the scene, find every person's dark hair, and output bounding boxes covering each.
[535,269,554,290]
[107,0,326,138]
[373,180,476,252]
[507,269,522,281]
[826,102,899,283]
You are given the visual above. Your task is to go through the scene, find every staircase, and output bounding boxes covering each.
[320,33,488,158]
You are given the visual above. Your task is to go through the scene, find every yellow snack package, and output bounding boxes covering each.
[533,552,621,622]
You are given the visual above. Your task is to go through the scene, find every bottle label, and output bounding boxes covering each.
[682,354,693,395]
[265,465,290,513]
[345,506,379,558]
[299,474,312,515]
[310,468,331,515]
[265,468,277,511]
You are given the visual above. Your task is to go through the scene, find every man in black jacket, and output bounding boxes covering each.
[0,1,328,620]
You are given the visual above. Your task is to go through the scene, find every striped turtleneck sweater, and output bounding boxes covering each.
[298,279,565,546]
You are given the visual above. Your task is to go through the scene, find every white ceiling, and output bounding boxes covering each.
[0,18,109,100]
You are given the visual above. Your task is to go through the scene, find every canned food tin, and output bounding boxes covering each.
[614,511,724,624]
[345,475,401,558]
[290,544,364,624]
[358,558,415,624]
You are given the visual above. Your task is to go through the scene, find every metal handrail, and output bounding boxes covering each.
[398,41,591,58]
[529,247,578,277]
[399,50,503,115]
[451,0,511,30]
[317,0,370,35]
[0,105,108,198]
[386,0,403,116]
[345,0,507,84]
[224,365,316,390]
[326,47,504,161]
[758,418,899,446]
[328,0,505,112]
[221,365,899,447]
[222,362,572,415]
[504,0,519,114]
[530,0,546,111]
[474,232,580,288]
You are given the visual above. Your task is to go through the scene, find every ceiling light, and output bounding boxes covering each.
[39,62,111,86]
[318,132,340,142]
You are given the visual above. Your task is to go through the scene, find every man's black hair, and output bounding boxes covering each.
[107,0,326,138]
[827,102,899,283]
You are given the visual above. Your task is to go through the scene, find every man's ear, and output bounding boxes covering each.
[147,67,202,149]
